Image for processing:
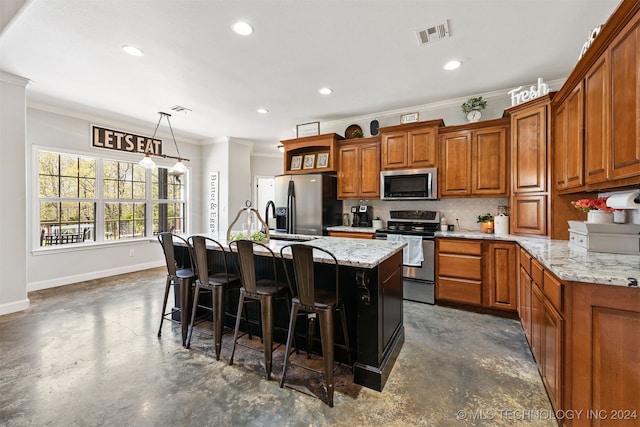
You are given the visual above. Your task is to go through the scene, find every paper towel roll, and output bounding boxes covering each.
[494,215,509,235]
[606,191,640,209]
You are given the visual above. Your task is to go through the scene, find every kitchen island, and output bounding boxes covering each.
[177,233,406,392]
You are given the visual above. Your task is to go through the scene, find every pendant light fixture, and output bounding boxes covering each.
[139,112,190,174]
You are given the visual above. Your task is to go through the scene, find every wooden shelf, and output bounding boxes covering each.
[280,133,343,174]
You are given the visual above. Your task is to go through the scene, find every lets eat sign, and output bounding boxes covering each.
[92,125,162,156]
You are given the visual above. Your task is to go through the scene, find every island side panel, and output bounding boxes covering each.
[354,250,404,391]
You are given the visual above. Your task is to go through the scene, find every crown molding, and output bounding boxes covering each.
[0,70,32,87]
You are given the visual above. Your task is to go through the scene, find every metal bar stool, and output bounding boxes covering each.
[157,232,196,341]
[228,239,291,379]
[185,235,240,360]
[279,244,352,407]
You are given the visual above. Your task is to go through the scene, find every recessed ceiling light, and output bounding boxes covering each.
[319,87,333,95]
[121,45,144,56]
[257,108,269,114]
[233,21,254,35]
[443,60,462,70]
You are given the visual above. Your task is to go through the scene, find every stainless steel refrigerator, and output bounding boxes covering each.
[274,174,343,236]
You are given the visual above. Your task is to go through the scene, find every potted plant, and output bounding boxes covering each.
[461,96,488,122]
[572,196,615,223]
[477,212,494,233]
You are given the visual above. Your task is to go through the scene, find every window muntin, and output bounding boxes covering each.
[103,160,146,200]
[105,202,146,240]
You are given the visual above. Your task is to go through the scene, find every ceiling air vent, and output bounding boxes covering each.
[170,105,192,113]
[415,20,450,45]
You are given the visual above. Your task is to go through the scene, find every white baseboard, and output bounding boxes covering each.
[26,261,165,292]
[0,298,30,316]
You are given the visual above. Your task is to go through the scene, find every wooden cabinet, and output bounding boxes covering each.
[569,282,640,426]
[436,238,517,311]
[510,194,547,235]
[553,2,640,191]
[518,249,533,343]
[517,248,565,412]
[337,137,380,200]
[439,131,472,196]
[484,241,517,311]
[327,230,375,239]
[436,239,483,306]
[439,118,509,198]
[608,11,640,182]
[379,119,444,170]
[554,83,584,191]
[541,290,563,412]
[281,133,343,174]
[510,103,548,193]
[505,96,553,236]
[584,54,610,185]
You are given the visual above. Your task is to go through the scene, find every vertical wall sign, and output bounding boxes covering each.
[209,171,219,235]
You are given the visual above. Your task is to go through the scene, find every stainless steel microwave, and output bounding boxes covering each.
[380,168,438,200]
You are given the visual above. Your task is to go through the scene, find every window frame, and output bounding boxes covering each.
[32,145,189,252]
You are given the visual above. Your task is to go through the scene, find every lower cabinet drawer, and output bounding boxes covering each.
[437,254,482,280]
[543,270,563,312]
[437,277,482,305]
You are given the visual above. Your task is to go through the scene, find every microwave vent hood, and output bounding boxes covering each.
[380,168,438,200]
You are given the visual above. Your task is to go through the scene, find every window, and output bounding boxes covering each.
[38,152,97,246]
[152,169,186,234]
[37,150,187,247]
[103,160,147,240]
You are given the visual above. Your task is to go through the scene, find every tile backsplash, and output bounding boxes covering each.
[343,198,510,231]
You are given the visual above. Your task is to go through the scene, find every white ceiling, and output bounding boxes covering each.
[0,0,621,154]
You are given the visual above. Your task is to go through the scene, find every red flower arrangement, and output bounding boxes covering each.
[571,197,615,212]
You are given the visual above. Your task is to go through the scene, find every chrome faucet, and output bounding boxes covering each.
[264,200,276,232]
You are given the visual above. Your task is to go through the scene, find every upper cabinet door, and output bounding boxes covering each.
[472,125,509,196]
[360,142,381,198]
[337,144,359,199]
[609,14,640,180]
[408,127,437,168]
[511,105,547,193]
[584,54,610,185]
[555,83,585,192]
[439,131,472,196]
[381,131,408,169]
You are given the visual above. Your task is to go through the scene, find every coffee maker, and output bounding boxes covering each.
[351,205,373,227]
[275,206,288,232]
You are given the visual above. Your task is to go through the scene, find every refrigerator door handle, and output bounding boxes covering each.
[288,194,296,234]
[287,180,296,234]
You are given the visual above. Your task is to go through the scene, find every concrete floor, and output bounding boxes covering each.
[0,267,557,426]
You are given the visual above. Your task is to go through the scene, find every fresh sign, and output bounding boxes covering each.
[507,78,550,107]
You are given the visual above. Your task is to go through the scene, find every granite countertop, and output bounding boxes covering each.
[187,232,405,269]
[436,230,640,288]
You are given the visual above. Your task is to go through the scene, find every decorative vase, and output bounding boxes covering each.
[587,210,614,224]
[480,221,494,233]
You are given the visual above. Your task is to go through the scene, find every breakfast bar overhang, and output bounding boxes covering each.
[175,235,406,392]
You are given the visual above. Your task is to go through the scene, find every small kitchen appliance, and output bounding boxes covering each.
[351,205,373,227]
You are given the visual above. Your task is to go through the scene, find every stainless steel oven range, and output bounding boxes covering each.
[374,210,439,304]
